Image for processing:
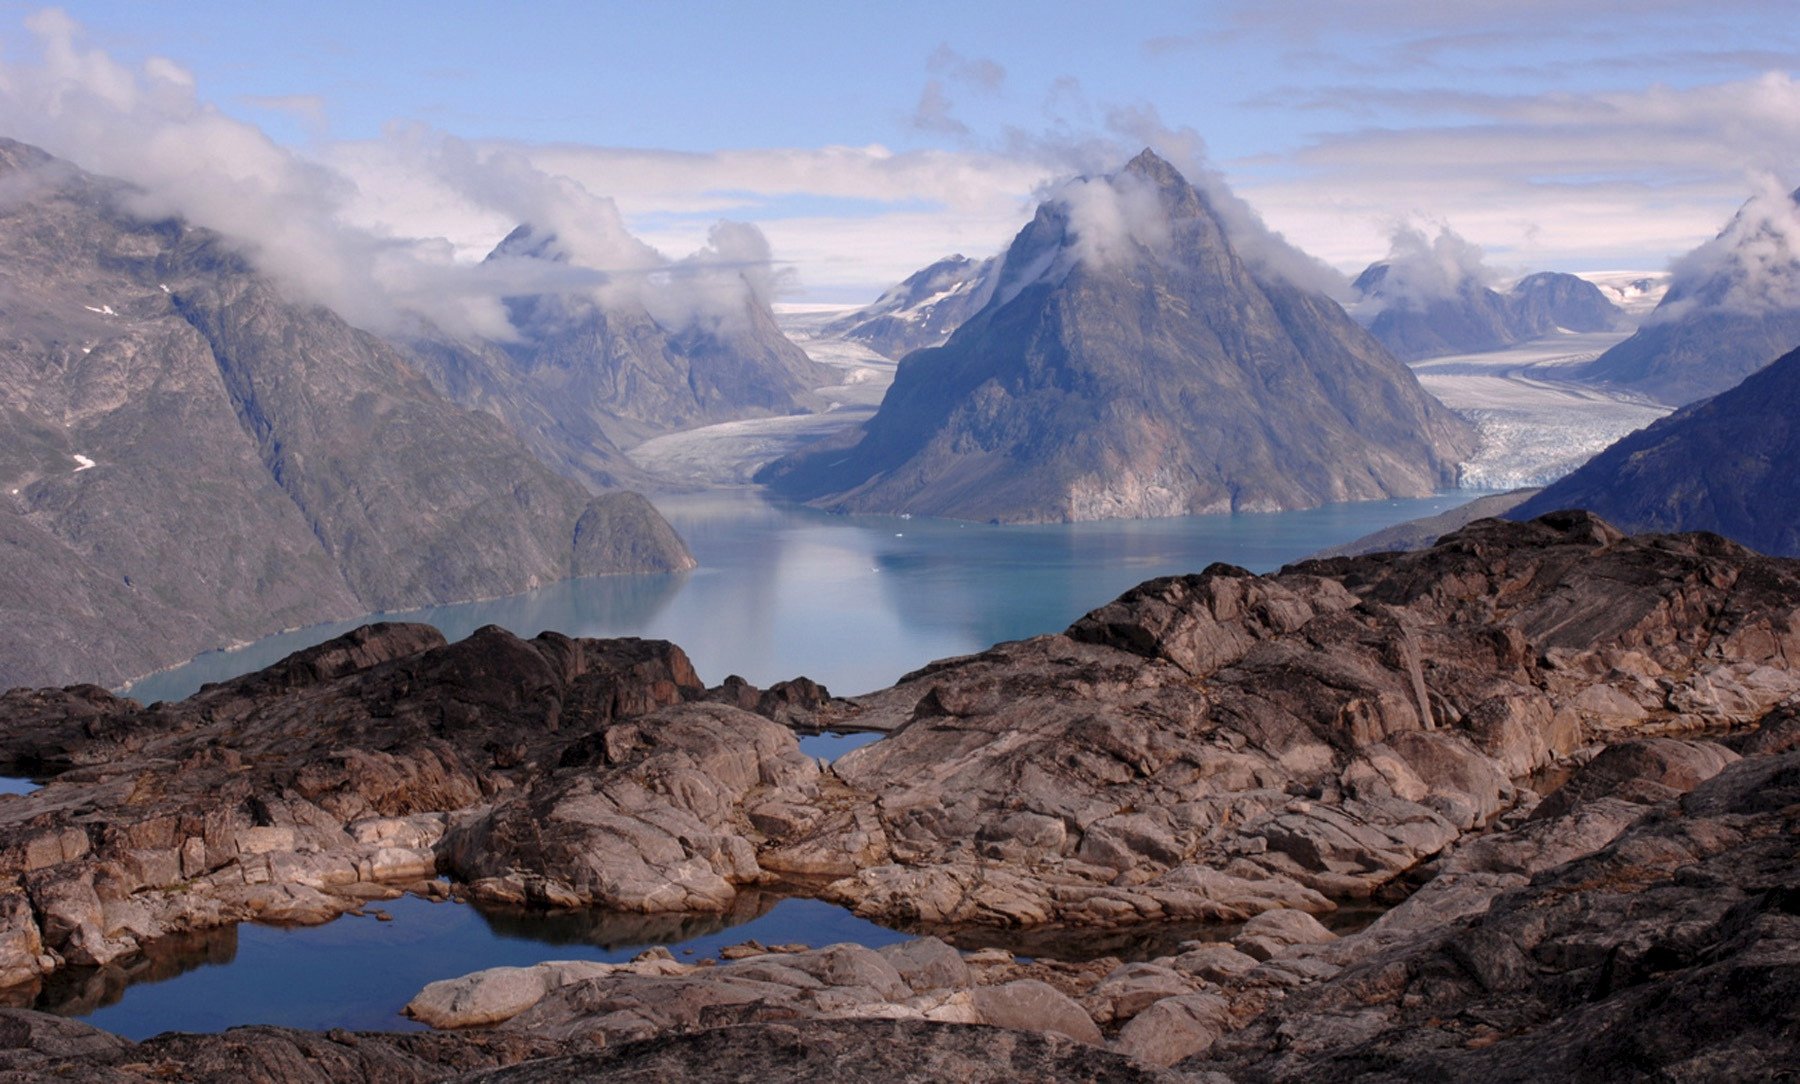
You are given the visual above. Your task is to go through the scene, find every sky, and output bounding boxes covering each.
[1,1,1797,307]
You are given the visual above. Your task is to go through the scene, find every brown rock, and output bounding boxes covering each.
[971,980,1104,1045]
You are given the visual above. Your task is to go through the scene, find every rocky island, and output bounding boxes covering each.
[0,510,1795,1080]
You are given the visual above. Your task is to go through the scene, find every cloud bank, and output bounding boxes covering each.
[0,11,788,341]
[3,5,1794,317]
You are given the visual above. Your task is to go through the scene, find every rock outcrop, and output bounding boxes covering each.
[0,138,693,690]
[760,150,1474,522]
[0,513,1797,1080]
[0,622,801,993]
[811,511,1799,928]
[1510,342,1800,556]
[1189,743,1800,1081]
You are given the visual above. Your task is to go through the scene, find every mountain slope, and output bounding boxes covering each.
[1563,186,1800,405]
[0,139,693,688]
[760,150,1474,522]
[822,254,998,359]
[1509,342,1800,556]
[1507,271,1629,335]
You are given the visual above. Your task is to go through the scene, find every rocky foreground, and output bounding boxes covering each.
[0,511,1796,1080]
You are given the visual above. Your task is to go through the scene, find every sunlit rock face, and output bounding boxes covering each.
[823,254,1000,360]
[1353,265,1627,362]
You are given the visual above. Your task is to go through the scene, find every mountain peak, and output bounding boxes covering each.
[486,224,562,263]
[761,144,1474,522]
[1121,147,1185,188]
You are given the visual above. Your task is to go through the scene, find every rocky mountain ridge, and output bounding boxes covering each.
[0,138,694,689]
[760,150,1475,522]
[1353,265,1627,361]
[822,253,999,359]
[397,225,836,479]
[0,510,1795,1079]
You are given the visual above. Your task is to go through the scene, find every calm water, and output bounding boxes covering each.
[124,490,1475,704]
[45,893,910,1040]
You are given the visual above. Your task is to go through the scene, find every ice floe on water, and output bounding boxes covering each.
[1412,330,1670,491]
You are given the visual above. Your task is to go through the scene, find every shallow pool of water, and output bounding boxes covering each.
[41,893,911,1040]
[795,730,885,760]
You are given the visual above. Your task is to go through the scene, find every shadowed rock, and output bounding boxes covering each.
[1511,342,1800,556]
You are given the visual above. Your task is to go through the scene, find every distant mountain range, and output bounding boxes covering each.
[400,224,835,490]
[1352,265,1628,361]
[760,150,1474,523]
[1511,341,1800,556]
[0,139,694,689]
[1564,186,1800,406]
[823,254,998,359]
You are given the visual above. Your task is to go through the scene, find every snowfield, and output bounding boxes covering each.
[1412,330,1670,490]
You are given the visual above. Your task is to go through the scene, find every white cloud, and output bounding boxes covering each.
[1058,170,1171,269]
[1655,176,1800,321]
[927,44,1005,93]
[0,13,802,337]
[4,6,1794,323]
[1236,73,1800,279]
[1357,221,1497,312]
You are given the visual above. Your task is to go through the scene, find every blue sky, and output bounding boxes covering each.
[2,1,1796,303]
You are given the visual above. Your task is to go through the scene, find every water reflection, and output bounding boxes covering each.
[38,892,909,1040]
[123,489,1480,705]
[27,884,1398,1039]
[795,731,884,760]
[471,890,779,949]
[24,926,239,1017]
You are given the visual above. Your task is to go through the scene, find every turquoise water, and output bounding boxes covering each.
[124,490,1475,704]
[45,894,910,1040]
